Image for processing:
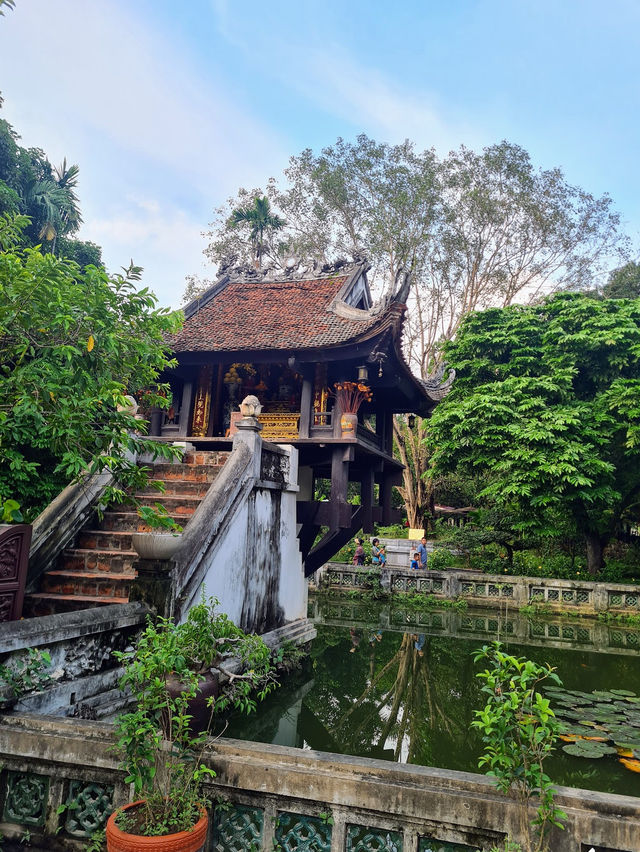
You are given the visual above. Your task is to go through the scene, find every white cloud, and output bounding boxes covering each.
[83,197,209,308]
[0,0,288,303]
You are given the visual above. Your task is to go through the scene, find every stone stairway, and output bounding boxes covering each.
[25,450,229,616]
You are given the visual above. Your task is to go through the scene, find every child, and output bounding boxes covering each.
[410,551,420,571]
[379,545,387,566]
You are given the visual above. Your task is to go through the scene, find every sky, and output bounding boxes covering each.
[0,0,639,307]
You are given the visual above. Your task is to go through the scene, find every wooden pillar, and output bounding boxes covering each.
[211,364,224,436]
[332,394,343,438]
[149,408,162,436]
[299,374,313,438]
[330,446,348,531]
[361,468,375,533]
[177,382,193,437]
[381,472,393,526]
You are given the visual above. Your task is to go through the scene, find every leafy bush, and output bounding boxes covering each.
[374,523,407,539]
[472,642,565,852]
[427,548,460,571]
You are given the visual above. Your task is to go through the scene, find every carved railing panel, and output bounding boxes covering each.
[0,524,31,622]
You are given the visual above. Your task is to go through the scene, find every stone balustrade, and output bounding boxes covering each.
[316,563,640,616]
[0,714,638,851]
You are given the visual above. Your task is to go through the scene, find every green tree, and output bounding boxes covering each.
[603,261,640,299]
[229,194,285,267]
[0,105,97,263]
[428,293,640,574]
[0,214,181,519]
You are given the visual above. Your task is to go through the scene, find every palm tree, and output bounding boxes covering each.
[229,196,285,266]
[20,157,83,254]
[53,158,83,239]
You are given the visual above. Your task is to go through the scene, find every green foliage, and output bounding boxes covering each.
[0,498,22,522]
[84,828,106,852]
[603,261,640,300]
[111,600,278,837]
[0,648,51,701]
[56,236,102,270]
[271,639,308,673]
[374,523,407,538]
[427,548,459,571]
[0,217,183,519]
[472,643,565,852]
[136,504,182,533]
[429,293,640,574]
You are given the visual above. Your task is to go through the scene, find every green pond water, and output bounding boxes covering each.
[224,601,640,799]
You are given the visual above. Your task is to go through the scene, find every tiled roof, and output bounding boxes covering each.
[171,274,387,353]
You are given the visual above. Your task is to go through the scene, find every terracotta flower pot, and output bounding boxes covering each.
[340,412,358,438]
[106,801,208,852]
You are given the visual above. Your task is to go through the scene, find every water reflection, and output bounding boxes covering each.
[224,601,640,797]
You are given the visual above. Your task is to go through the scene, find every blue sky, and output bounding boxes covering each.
[1,0,638,306]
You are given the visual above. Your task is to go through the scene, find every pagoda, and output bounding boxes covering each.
[153,259,449,573]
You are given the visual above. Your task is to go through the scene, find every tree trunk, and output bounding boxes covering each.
[585,532,604,576]
[392,415,431,530]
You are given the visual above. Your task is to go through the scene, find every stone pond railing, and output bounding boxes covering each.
[308,598,640,657]
[316,564,640,616]
[0,714,638,852]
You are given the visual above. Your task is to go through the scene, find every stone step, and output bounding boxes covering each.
[77,530,135,551]
[137,478,212,497]
[135,494,202,515]
[25,592,130,616]
[147,463,223,482]
[41,569,135,598]
[29,451,231,614]
[61,549,137,573]
[183,450,229,466]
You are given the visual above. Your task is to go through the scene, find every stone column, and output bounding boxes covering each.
[232,395,264,477]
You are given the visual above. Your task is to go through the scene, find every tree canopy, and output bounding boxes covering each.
[195,136,628,529]
[603,261,640,300]
[0,102,102,267]
[0,215,181,520]
[428,293,640,573]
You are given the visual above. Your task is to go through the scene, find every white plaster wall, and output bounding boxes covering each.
[279,486,306,622]
[194,498,250,627]
[278,446,307,624]
[189,444,306,633]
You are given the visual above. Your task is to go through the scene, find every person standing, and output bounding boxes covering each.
[353,538,365,566]
[418,536,428,569]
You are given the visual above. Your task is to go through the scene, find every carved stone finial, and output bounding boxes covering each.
[239,395,262,418]
[117,395,139,416]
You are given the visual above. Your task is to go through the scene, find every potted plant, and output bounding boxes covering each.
[131,504,184,560]
[332,381,373,438]
[106,598,279,851]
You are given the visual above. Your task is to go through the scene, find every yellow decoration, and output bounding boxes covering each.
[258,413,300,441]
[191,365,213,436]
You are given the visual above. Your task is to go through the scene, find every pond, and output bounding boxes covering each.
[224,600,640,798]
